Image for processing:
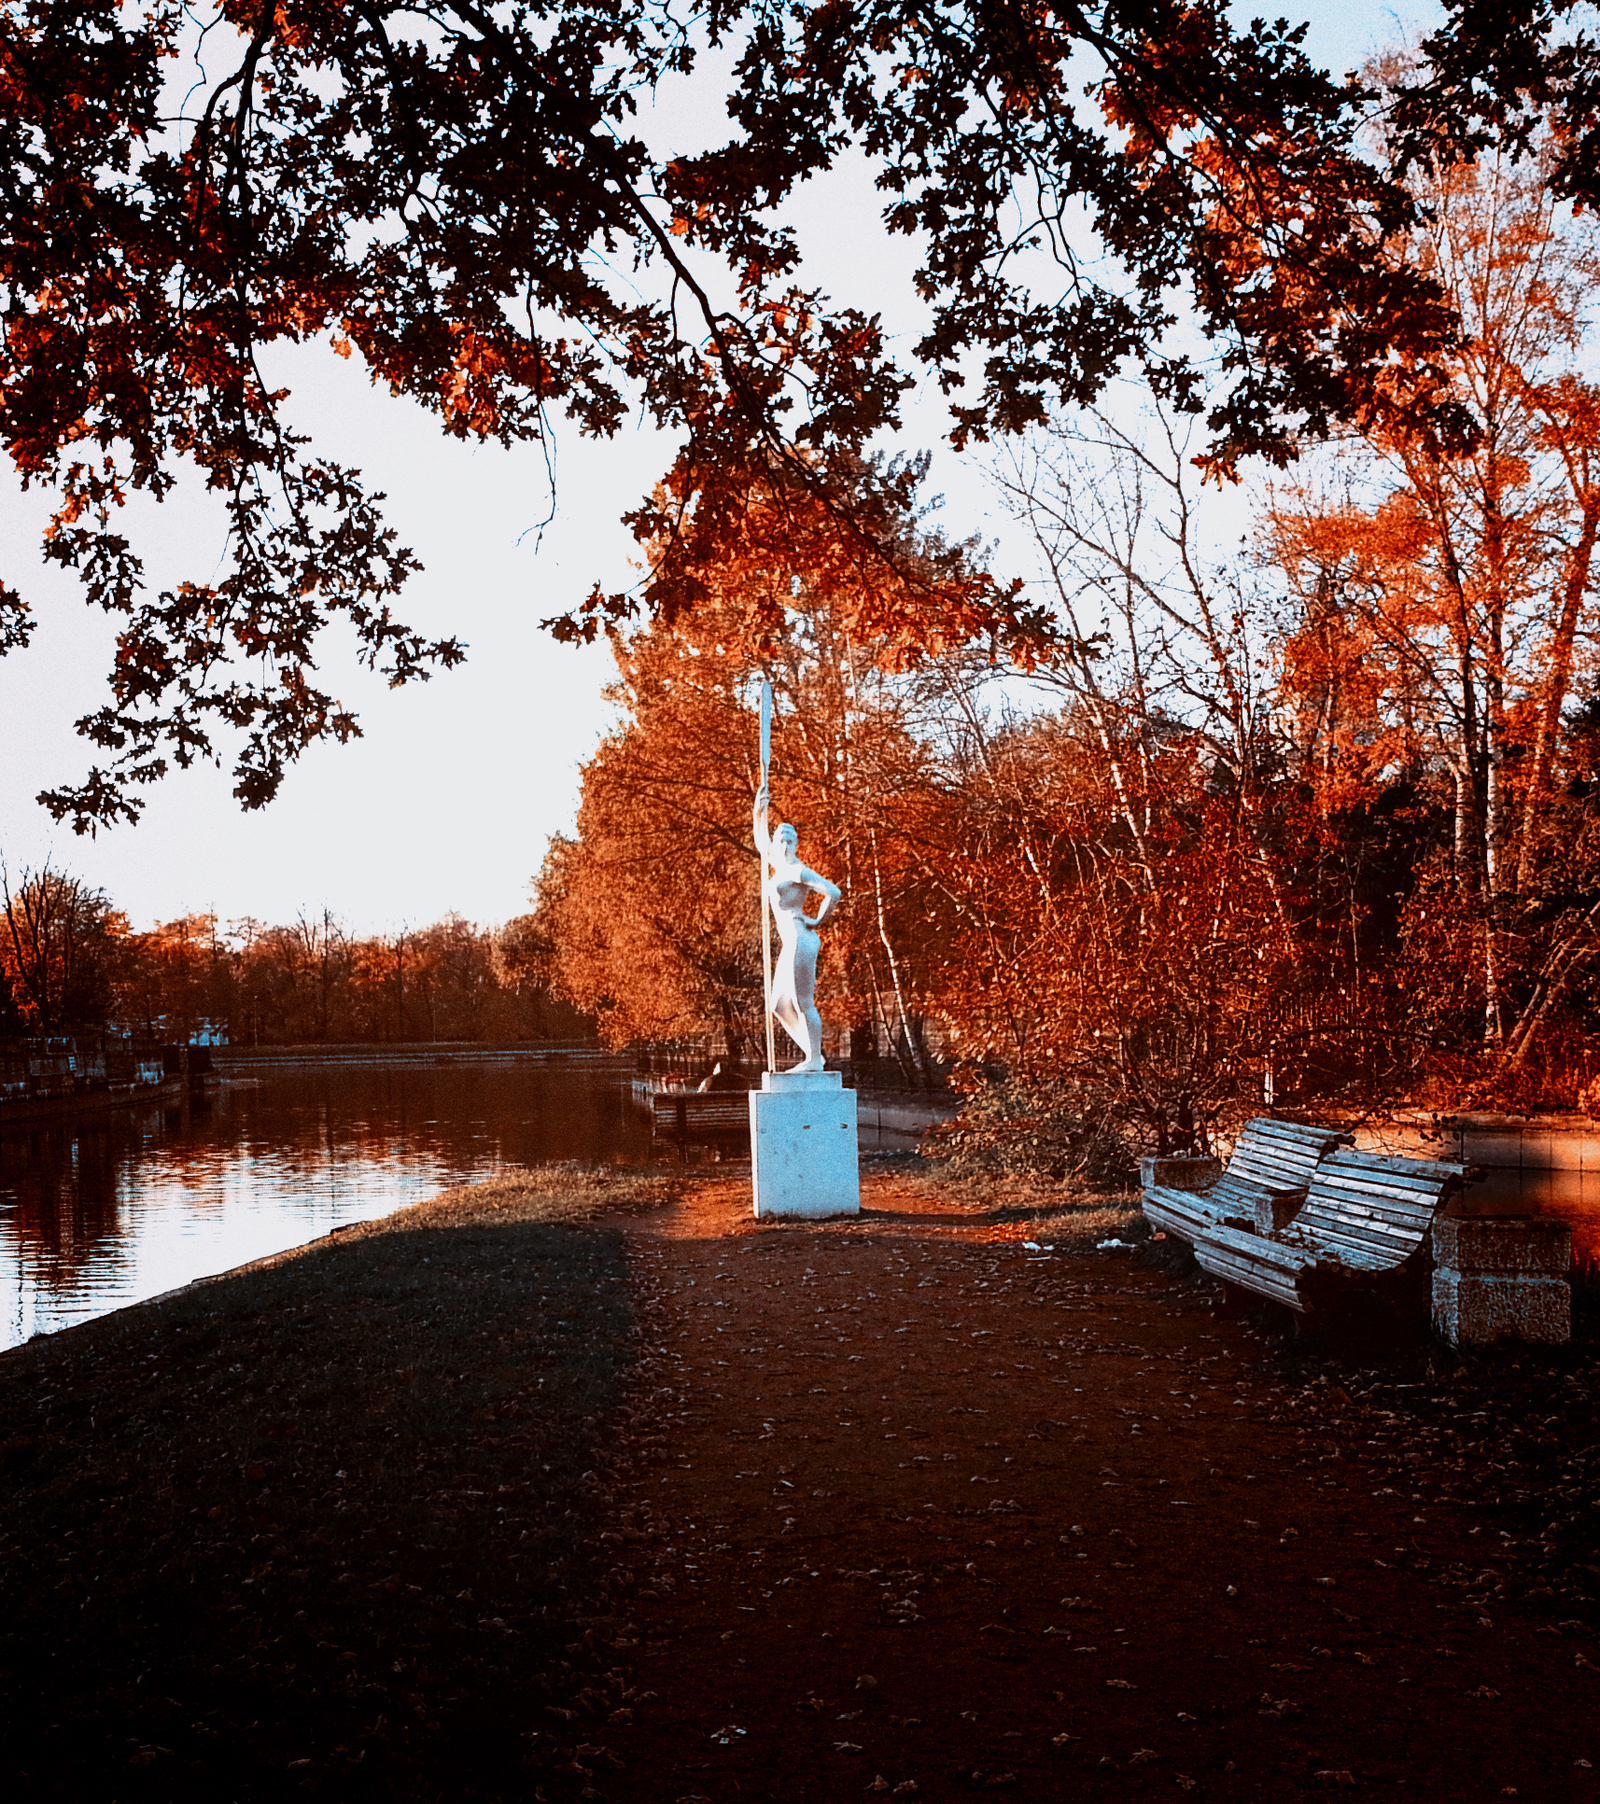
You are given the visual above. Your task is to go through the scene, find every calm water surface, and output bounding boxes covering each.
[0,1063,650,1350]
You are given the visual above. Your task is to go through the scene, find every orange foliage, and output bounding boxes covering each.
[540,465,977,1076]
[1269,149,1600,1070]
[0,865,125,1032]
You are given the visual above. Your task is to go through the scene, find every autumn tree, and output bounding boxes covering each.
[890,416,1307,1156]
[0,862,127,1031]
[488,915,594,1043]
[216,908,587,1043]
[1269,144,1600,1080]
[1,0,1502,829]
[120,913,233,1039]
[536,629,778,1060]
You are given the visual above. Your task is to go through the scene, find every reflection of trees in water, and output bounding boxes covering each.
[0,1068,645,1295]
[0,1107,165,1274]
[200,1069,643,1174]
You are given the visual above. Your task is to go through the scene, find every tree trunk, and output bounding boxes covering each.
[1517,499,1600,889]
[870,829,931,1087]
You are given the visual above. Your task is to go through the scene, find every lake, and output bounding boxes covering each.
[0,1060,652,1351]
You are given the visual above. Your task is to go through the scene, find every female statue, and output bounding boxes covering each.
[753,783,842,1072]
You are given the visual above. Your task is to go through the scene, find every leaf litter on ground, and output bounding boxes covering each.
[0,1163,683,1801]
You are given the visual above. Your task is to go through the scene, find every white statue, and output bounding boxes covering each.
[753,783,841,1073]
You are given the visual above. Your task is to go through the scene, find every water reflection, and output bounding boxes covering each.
[0,1063,648,1350]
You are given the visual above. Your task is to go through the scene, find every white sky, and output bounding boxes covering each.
[0,2,1438,937]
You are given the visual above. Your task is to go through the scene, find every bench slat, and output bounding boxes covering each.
[1290,1230,1413,1269]
[1246,1123,1351,1146]
[1299,1195,1438,1231]
[1306,1172,1465,1207]
[1313,1157,1464,1188]
[1191,1220,1310,1310]
[1230,1152,1311,1181]
[1297,1214,1427,1246]
[1335,1150,1470,1179]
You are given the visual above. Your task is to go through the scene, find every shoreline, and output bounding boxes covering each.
[0,1076,187,1130]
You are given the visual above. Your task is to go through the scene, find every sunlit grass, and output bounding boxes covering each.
[337,1161,683,1236]
[879,1158,1145,1244]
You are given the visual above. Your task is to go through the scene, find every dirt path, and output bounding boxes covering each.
[583,1175,1597,1803]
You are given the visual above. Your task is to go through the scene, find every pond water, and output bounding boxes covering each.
[0,1061,651,1351]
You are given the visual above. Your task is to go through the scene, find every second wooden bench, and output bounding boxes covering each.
[1189,1147,1469,1315]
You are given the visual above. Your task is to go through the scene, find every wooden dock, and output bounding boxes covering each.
[632,1081,750,1145]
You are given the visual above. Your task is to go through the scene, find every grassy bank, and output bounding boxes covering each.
[898,1161,1145,1244]
[0,1166,680,1802]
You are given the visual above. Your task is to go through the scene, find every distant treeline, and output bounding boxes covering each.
[0,868,592,1046]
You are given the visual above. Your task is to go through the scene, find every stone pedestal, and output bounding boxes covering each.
[1432,1215,1572,1347]
[750,1070,860,1220]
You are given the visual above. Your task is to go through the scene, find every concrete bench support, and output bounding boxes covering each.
[1432,1215,1572,1347]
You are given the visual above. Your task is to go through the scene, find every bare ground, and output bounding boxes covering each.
[587,1172,1600,1802]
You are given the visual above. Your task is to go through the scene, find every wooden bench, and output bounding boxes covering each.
[1189,1147,1469,1315]
[1142,1117,1354,1246]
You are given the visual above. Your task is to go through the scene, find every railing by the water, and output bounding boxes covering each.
[213,1042,628,1072]
[1337,1111,1600,1263]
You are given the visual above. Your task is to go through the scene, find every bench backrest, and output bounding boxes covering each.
[1295,1148,1465,1270]
[1225,1118,1354,1193]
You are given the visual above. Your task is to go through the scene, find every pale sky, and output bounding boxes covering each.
[0,2,1437,937]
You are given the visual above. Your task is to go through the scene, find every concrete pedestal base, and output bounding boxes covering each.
[1432,1215,1572,1346]
[750,1070,860,1220]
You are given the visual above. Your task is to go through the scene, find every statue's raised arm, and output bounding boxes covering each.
[753,783,842,1073]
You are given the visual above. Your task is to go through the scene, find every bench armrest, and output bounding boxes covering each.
[1261,1183,1308,1235]
[1214,1176,1308,1236]
[1140,1154,1224,1195]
